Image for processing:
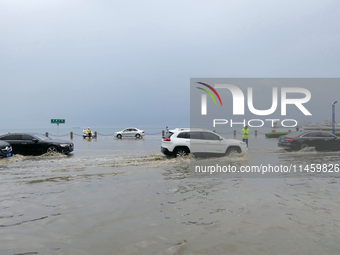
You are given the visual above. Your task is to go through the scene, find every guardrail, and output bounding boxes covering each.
[43,129,295,140]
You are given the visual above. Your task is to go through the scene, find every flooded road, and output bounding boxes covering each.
[1,134,340,254]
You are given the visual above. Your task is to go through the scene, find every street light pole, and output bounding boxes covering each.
[332,101,338,135]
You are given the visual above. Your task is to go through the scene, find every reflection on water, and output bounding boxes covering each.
[1,135,340,254]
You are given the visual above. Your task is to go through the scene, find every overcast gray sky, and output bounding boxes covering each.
[1,0,340,128]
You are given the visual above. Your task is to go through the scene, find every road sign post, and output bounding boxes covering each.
[51,119,65,139]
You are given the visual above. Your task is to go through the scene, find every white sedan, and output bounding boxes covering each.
[114,127,145,139]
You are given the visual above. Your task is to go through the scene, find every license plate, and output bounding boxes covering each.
[280,139,285,142]
[6,153,12,157]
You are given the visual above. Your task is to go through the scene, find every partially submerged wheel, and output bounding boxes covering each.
[135,134,141,138]
[175,148,188,158]
[47,146,58,154]
[117,134,122,139]
[226,146,241,155]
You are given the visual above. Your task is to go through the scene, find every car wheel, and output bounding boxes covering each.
[117,134,122,139]
[175,148,188,158]
[300,143,308,150]
[226,146,241,155]
[47,146,58,154]
[135,134,141,138]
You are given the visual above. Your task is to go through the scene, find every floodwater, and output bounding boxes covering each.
[1,131,340,255]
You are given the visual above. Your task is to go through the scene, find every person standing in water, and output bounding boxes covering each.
[241,125,250,147]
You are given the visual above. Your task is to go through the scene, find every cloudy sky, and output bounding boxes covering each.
[1,0,340,128]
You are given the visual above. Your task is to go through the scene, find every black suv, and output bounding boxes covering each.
[0,133,74,156]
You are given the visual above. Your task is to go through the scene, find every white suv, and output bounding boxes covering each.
[161,128,248,158]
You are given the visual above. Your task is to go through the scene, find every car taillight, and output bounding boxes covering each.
[163,138,170,141]
[286,139,295,142]
[142,131,144,133]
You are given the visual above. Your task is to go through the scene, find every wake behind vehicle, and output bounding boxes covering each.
[161,128,248,158]
[0,140,12,158]
[114,128,145,139]
[0,133,74,156]
[278,131,340,151]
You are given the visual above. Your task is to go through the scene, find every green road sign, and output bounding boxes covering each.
[51,119,65,124]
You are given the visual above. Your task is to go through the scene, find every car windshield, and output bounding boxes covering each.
[33,133,52,141]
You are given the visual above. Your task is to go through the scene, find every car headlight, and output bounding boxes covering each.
[60,144,70,147]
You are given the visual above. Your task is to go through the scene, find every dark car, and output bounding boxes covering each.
[278,131,340,151]
[0,140,12,158]
[0,133,74,156]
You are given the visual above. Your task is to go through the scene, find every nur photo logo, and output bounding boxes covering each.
[193,79,313,128]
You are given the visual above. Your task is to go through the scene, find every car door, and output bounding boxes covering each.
[123,129,132,137]
[21,134,41,155]
[201,132,225,154]
[130,128,138,137]
[189,132,205,154]
[300,132,323,147]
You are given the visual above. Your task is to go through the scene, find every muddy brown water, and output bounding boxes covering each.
[1,135,340,254]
